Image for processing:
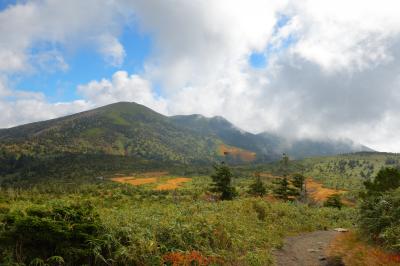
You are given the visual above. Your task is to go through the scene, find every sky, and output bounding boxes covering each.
[1,0,400,152]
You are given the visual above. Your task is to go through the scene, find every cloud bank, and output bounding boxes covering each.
[1,0,400,152]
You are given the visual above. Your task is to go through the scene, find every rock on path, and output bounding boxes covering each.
[273,230,339,266]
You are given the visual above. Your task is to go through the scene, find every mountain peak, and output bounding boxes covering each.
[0,102,373,164]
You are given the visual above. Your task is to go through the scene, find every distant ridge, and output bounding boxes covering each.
[0,101,373,165]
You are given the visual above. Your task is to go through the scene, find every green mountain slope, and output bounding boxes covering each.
[0,102,222,164]
[171,114,373,160]
[0,101,373,168]
[170,114,279,161]
[302,152,400,190]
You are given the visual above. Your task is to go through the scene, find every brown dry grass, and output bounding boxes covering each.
[135,171,169,178]
[327,232,400,266]
[306,179,346,202]
[110,171,169,186]
[111,173,192,190]
[110,177,158,186]
[218,144,256,162]
[162,250,222,265]
[154,178,192,191]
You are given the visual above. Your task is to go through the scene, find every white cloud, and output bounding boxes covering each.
[0,70,167,128]
[78,71,167,113]
[0,77,11,98]
[2,0,400,152]
[0,0,126,74]
[0,94,90,128]
[97,34,126,67]
[288,0,400,72]
[123,0,400,151]
[31,50,69,73]
[127,0,287,89]
[0,0,129,127]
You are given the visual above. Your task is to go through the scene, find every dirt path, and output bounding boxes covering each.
[273,230,339,266]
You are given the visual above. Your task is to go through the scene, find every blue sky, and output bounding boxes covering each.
[250,14,293,69]
[1,0,292,104]
[15,25,152,102]
[0,0,15,10]
[15,26,283,103]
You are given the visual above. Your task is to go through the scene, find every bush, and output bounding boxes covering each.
[252,202,267,221]
[0,202,115,265]
[359,187,400,251]
[324,194,343,210]
[358,167,400,251]
[363,167,400,195]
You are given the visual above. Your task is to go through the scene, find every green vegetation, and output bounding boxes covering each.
[0,203,107,265]
[3,150,400,264]
[359,188,400,252]
[324,194,343,209]
[0,102,226,165]
[0,170,356,265]
[270,155,301,201]
[302,152,400,191]
[359,168,400,252]
[272,178,298,201]
[210,163,238,200]
[363,167,400,195]
[0,102,373,176]
[1,103,399,264]
[292,173,305,192]
[292,173,306,201]
[248,173,267,197]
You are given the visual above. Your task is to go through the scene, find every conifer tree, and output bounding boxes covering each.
[292,173,306,200]
[210,162,237,200]
[273,177,298,201]
[292,173,305,191]
[249,172,267,196]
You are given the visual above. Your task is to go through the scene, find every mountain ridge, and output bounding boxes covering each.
[0,102,373,164]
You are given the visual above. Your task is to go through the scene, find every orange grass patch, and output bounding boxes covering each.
[264,194,279,203]
[162,251,221,266]
[327,232,400,266]
[154,177,192,190]
[218,144,256,162]
[111,177,157,186]
[306,178,346,202]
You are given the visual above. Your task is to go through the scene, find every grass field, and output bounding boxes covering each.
[0,171,356,265]
[1,152,399,265]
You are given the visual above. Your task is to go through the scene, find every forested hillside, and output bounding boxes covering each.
[0,102,223,163]
[0,102,373,183]
[303,152,400,190]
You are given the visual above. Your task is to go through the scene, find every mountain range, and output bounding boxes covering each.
[0,102,372,165]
